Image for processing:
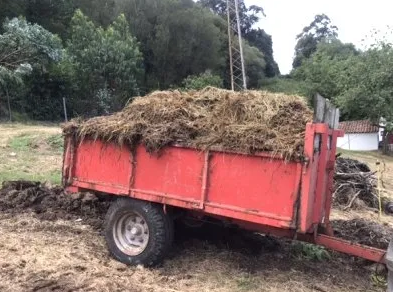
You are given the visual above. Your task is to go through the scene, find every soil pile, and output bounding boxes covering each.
[333,157,378,210]
[1,181,392,252]
[0,181,109,228]
[63,87,313,159]
[332,218,393,249]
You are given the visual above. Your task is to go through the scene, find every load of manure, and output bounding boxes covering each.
[63,87,313,160]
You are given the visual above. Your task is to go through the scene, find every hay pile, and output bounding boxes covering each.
[64,87,313,159]
[333,158,378,210]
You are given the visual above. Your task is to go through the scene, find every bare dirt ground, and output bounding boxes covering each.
[0,123,391,292]
[0,211,381,292]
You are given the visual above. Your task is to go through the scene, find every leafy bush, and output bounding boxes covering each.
[292,242,331,261]
[182,71,223,90]
[259,77,315,101]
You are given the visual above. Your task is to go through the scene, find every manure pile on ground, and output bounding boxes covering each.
[64,87,313,159]
[2,180,392,251]
[0,181,109,228]
[332,218,393,249]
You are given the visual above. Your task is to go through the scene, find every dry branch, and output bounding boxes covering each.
[333,157,378,210]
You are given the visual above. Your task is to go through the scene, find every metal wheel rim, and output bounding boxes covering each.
[113,211,149,256]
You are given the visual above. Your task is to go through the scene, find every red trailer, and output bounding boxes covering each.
[62,97,393,287]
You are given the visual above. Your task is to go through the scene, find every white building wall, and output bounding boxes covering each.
[337,133,379,151]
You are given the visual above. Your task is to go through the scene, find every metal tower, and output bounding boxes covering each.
[227,0,247,91]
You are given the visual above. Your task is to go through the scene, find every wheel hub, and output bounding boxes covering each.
[130,226,140,235]
[113,212,149,256]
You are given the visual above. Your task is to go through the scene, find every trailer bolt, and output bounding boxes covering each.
[130,227,139,235]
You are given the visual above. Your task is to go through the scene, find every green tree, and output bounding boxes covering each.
[199,0,279,78]
[246,28,279,77]
[293,40,358,100]
[199,0,264,35]
[25,0,75,39]
[23,58,77,120]
[334,44,393,153]
[67,10,142,115]
[182,70,223,90]
[0,0,26,32]
[334,45,393,122]
[259,77,315,98]
[0,17,62,68]
[74,0,119,27]
[119,0,225,90]
[293,38,393,140]
[0,17,62,120]
[0,0,75,39]
[243,41,266,88]
[293,14,338,69]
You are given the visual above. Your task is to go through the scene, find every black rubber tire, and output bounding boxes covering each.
[180,216,206,229]
[104,198,174,266]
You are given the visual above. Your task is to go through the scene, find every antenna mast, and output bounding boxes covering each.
[227,0,247,90]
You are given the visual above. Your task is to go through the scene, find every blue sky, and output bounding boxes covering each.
[246,0,393,74]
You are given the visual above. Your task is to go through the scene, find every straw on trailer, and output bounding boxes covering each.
[63,87,313,160]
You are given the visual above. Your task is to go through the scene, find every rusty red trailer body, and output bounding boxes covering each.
[62,122,387,264]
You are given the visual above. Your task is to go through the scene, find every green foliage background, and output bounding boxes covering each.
[0,0,392,130]
[0,0,280,121]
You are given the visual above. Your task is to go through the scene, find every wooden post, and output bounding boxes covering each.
[313,93,326,123]
[314,93,340,129]
[5,86,11,122]
[63,97,68,123]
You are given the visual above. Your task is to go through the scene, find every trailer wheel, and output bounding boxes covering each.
[104,198,173,266]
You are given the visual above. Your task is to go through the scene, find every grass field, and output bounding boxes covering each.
[0,123,391,292]
[0,123,63,184]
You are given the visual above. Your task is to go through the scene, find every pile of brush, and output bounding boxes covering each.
[333,157,378,210]
[63,87,313,160]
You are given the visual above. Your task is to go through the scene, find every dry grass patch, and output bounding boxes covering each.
[0,123,62,184]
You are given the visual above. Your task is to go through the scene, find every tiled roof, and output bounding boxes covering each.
[339,120,379,134]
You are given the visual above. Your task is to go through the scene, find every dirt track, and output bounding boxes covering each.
[0,182,388,292]
[0,212,381,292]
